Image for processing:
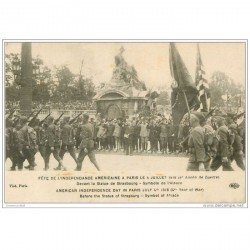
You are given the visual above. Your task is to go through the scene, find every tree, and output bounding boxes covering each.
[32,60,54,103]
[6,85,20,102]
[53,65,76,102]
[75,77,96,102]
[52,66,96,104]
[5,54,97,107]
[5,52,55,104]
[209,71,241,109]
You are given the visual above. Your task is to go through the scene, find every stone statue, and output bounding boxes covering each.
[110,47,146,91]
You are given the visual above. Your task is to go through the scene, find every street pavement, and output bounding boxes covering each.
[5,151,242,173]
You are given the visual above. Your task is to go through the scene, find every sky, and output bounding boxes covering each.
[5,42,246,90]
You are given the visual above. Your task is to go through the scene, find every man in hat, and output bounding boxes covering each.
[75,113,101,171]
[33,118,47,162]
[54,116,77,170]
[229,123,245,170]
[210,117,234,171]
[140,119,149,153]
[187,114,206,171]
[159,118,169,154]
[44,116,66,171]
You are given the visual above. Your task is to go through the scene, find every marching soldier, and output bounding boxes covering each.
[17,116,38,171]
[75,113,101,171]
[34,118,47,161]
[187,114,206,171]
[44,116,66,171]
[75,117,83,149]
[5,118,13,162]
[229,124,245,170]
[210,117,234,171]
[54,116,77,170]
[192,112,215,171]
[9,122,22,171]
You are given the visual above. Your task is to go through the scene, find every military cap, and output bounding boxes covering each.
[63,116,70,123]
[20,116,28,123]
[216,116,225,123]
[47,116,54,123]
[191,111,206,124]
[83,113,89,120]
[190,114,200,123]
[77,116,83,122]
[229,123,238,131]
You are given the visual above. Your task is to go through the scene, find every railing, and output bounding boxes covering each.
[6,109,97,118]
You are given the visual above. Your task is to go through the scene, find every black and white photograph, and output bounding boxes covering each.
[2,41,247,205]
[1,1,250,250]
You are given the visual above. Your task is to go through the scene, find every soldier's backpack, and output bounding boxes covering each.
[203,125,217,157]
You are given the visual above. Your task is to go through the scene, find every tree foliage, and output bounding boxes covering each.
[5,53,96,105]
[209,71,242,108]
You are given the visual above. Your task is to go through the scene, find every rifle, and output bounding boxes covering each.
[27,110,37,121]
[6,109,15,119]
[39,112,51,126]
[204,108,216,121]
[28,108,43,126]
[233,111,245,122]
[11,110,35,128]
[54,112,65,125]
[69,112,82,125]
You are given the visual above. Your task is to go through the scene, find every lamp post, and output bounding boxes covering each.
[20,43,33,114]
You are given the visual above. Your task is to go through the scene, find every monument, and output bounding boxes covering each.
[94,47,151,118]
[20,42,33,114]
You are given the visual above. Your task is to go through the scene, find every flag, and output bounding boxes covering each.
[169,43,200,125]
[195,43,210,112]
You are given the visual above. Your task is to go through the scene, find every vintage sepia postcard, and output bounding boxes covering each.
[2,40,247,207]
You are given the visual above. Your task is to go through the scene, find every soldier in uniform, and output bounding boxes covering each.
[8,122,23,171]
[210,117,234,171]
[17,116,38,171]
[187,114,206,171]
[229,124,245,170]
[33,118,47,161]
[5,118,13,162]
[75,117,83,149]
[75,114,101,171]
[193,112,215,171]
[54,116,77,170]
[44,116,66,171]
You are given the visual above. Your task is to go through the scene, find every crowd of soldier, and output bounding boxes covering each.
[6,112,100,171]
[5,110,245,172]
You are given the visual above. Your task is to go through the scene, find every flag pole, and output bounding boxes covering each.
[182,90,191,124]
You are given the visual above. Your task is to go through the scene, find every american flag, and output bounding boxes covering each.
[195,43,210,112]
